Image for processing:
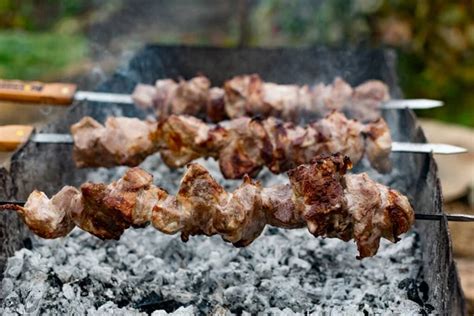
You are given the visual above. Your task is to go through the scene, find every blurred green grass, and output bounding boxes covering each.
[0,31,87,80]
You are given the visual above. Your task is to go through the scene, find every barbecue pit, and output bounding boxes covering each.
[0,45,466,314]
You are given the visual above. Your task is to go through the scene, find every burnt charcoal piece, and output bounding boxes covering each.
[47,271,63,288]
[398,278,424,306]
[424,304,435,313]
[22,238,32,250]
[419,281,429,302]
[135,291,185,314]
[78,276,93,296]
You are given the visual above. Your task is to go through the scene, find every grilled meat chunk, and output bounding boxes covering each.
[71,116,159,168]
[223,74,313,122]
[350,80,390,122]
[131,76,211,119]
[1,154,414,259]
[130,84,157,109]
[206,87,227,122]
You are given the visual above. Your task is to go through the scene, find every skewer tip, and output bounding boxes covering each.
[415,213,474,222]
[391,142,468,155]
[383,99,444,110]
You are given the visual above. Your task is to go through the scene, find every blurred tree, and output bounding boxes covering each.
[373,1,474,126]
[0,0,96,30]
[248,0,376,46]
[248,0,474,126]
[0,0,104,80]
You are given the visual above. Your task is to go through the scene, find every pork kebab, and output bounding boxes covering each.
[133,74,424,123]
[0,75,441,116]
[0,154,414,259]
[71,111,392,178]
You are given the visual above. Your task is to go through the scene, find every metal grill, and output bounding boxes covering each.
[0,45,465,313]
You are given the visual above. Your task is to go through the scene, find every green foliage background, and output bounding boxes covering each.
[0,0,93,30]
[0,0,91,79]
[248,0,474,126]
[0,0,472,126]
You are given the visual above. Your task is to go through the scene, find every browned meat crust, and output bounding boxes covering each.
[0,154,414,259]
[71,116,160,168]
[72,112,392,177]
[132,74,390,123]
[132,76,213,120]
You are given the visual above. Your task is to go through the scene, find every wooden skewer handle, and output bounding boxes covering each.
[0,125,34,151]
[0,79,77,105]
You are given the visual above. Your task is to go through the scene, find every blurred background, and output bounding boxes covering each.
[0,0,473,309]
[1,0,473,125]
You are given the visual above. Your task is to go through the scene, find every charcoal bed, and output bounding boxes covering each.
[0,45,466,314]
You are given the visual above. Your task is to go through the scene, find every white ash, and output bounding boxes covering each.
[1,155,430,315]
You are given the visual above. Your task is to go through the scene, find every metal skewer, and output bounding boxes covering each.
[381,99,443,110]
[74,91,133,104]
[0,201,472,222]
[415,213,474,222]
[0,124,467,155]
[73,94,444,109]
[26,134,468,155]
[391,142,467,154]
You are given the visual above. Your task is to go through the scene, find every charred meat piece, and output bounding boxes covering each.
[71,112,392,176]
[1,154,414,259]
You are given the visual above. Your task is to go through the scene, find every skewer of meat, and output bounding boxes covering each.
[71,111,392,177]
[0,76,442,115]
[132,74,432,123]
[0,154,414,259]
